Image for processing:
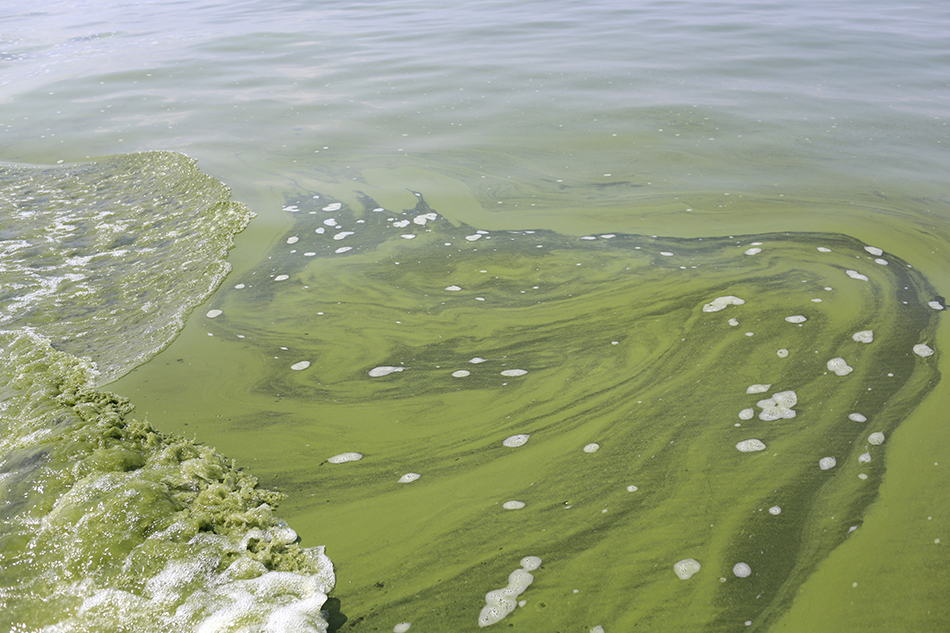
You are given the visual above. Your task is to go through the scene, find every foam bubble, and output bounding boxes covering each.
[369,366,404,377]
[392,219,410,228]
[583,443,600,453]
[398,473,421,483]
[928,301,945,310]
[465,234,482,241]
[736,439,766,452]
[334,246,352,254]
[745,248,762,255]
[287,236,299,244]
[322,203,342,211]
[757,390,797,420]
[864,246,883,256]
[827,357,853,376]
[328,452,362,464]
[590,626,605,633]
[849,413,867,422]
[777,348,789,358]
[291,361,310,371]
[274,275,290,282]
[413,213,437,225]
[501,369,528,377]
[913,343,934,357]
[819,457,837,470]
[333,231,354,240]
[394,623,412,633]
[858,452,871,464]
[503,434,530,448]
[452,370,470,377]
[478,558,541,627]
[445,285,462,291]
[469,357,487,363]
[400,234,416,240]
[852,330,874,343]
[768,506,782,515]
[322,218,337,226]
[846,270,869,281]
[673,558,701,580]
[315,227,325,234]
[785,315,806,324]
[817,247,832,252]
[868,432,885,445]
[206,309,223,318]
[739,409,754,420]
[875,258,888,265]
[503,501,526,510]
[702,296,745,312]
[733,563,752,578]
[728,318,739,326]
[626,485,638,492]
[746,384,771,394]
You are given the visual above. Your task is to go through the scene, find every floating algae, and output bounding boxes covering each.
[129,191,941,632]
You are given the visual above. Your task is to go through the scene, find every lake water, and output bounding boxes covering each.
[2,1,949,631]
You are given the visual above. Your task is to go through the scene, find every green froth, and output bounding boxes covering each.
[114,192,942,630]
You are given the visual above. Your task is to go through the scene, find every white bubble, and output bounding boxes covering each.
[864,246,883,256]
[398,473,421,483]
[590,627,605,633]
[746,384,771,394]
[290,361,310,371]
[913,343,934,357]
[739,409,755,420]
[785,315,807,324]
[369,366,404,377]
[234,283,245,289]
[827,357,853,376]
[503,501,526,510]
[702,295,745,312]
[333,231,354,240]
[673,558,701,580]
[334,246,352,253]
[503,434,530,448]
[852,330,874,343]
[846,270,869,281]
[757,391,797,420]
[286,236,299,244]
[315,227,326,234]
[501,369,527,377]
[928,301,945,310]
[868,432,885,445]
[745,247,762,255]
[768,506,782,515]
[445,285,462,291]
[819,457,837,470]
[858,452,872,464]
[875,258,888,265]
[394,623,412,633]
[728,318,739,326]
[817,247,832,252]
[777,348,789,358]
[400,234,416,240]
[206,309,223,318]
[583,443,600,453]
[274,275,290,281]
[322,202,342,211]
[520,556,542,571]
[392,219,410,228]
[413,213,437,225]
[736,439,766,452]
[283,204,299,212]
[465,234,482,241]
[323,218,337,226]
[626,485,639,492]
[328,452,362,464]
[733,563,752,578]
[469,357,487,364]
[452,370,470,378]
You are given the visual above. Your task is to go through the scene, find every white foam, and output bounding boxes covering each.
[315,227,325,234]
[398,473,421,483]
[768,506,782,515]
[744,248,762,255]
[328,452,362,464]
[291,361,310,371]
[660,251,674,257]
[817,247,831,252]
[503,434,530,448]
[777,348,789,358]
[583,443,600,453]
[827,357,853,376]
[785,315,806,324]
[394,623,412,633]
[452,370,470,377]
[369,366,404,377]
[733,563,752,578]
[757,391,797,420]
[868,432,885,445]
[864,246,883,256]
[477,557,541,627]
[469,357,487,364]
[235,283,245,289]
[400,234,416,240]
[673,558,701,580]
[928,301,945,310]
[413,213,437,225]
[590,626,605,633]
[875,258,888,265]
[333,231,354,240]
[334,246,352,254]
[852,330,873,343]
[819,456,837,470]
[322,203,342,211]
[913,343,934,357]
[739,409,755,420]
[626,485,639,492]
[445,285,462,291]
[390,219,409,228]
[728,318,739,326]
[322,218,337,226]
[465,234,482,241]
[206,309,223,318]
[502,501,526,510]
[846,270,869,281]
[287,236,299,244]
[274,275,289,282]
[702,295,745,312]
[849,413,867,422]
[858,452,872,464]
[501,369,527,377]
[746,384,771,394]
[736,439,766,452]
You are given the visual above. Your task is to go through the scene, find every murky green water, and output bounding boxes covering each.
[3,0,950,631]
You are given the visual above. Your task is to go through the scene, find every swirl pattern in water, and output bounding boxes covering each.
[199,191,941,630]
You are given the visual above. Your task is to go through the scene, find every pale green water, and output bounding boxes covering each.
[3,0,950,631]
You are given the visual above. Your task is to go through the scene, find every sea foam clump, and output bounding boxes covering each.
[478,557,541,627]
[757,391,797,421]
[673,558,701,579]
[736,439,766,452]
[827,357,853,376]
[702,296,745,312]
